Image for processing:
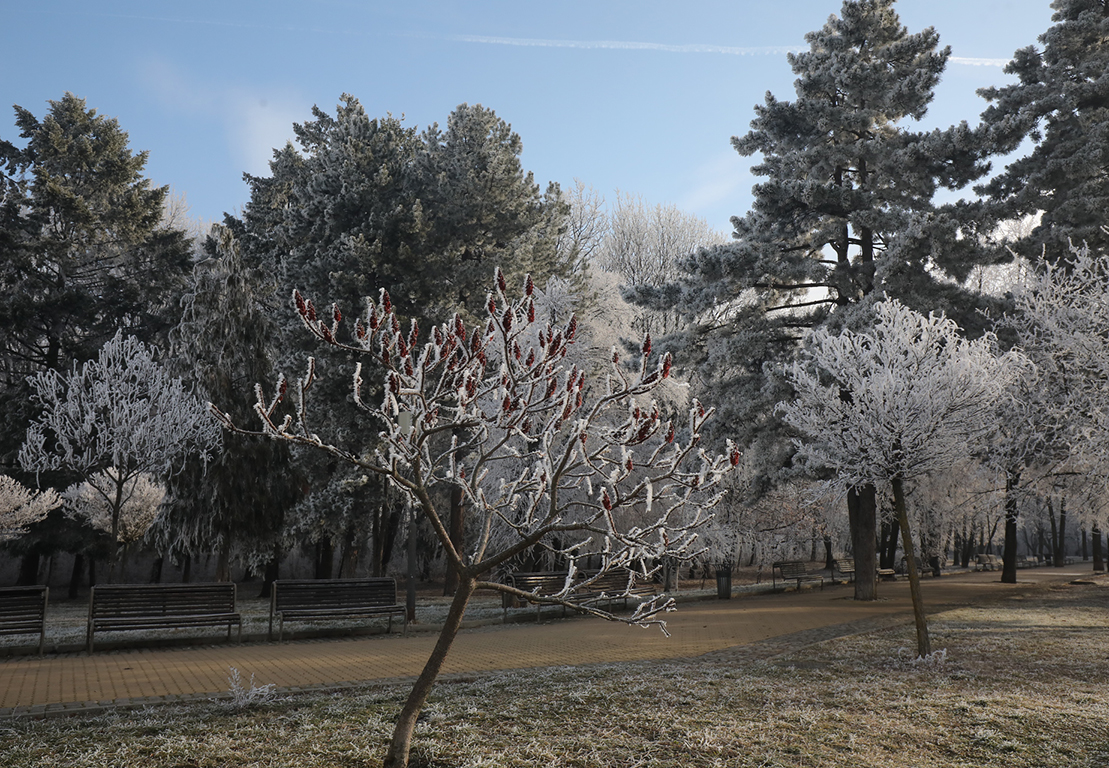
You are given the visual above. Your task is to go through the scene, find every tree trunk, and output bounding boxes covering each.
[338,526,362,578]
[1047,498,1059,566]
[215,536,232,582]
[443,485,465,596]
[1081,528,1088,561]
[181,554,192,583]
[892,477,930,658]
[823,535,834,571]
[260,543,281,599]
[17,553,40,586]
[384,576,476,768]
[1054,495,1066,567]
[68,553,85,599]
[315,538,334,580]
[880,515,900,571]
[149,556,164,584]
[848,485,877,600]
[1001,469,1020,584]
[1093,525,1104,572]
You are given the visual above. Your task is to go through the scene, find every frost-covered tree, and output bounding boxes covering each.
[976,0,1109,257]
[19,332,221,579]
[0,475,61,543]
[214,268,739,767]
[633,0,991,600]
[778,300,1020,656]
[63,470,164,576]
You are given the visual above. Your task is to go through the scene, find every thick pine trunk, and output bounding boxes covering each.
[384,576,475,768]
[847,485,877,600]
[892,477,930,658]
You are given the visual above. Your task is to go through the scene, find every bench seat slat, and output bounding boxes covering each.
[270,578,407,640]
[88,583,241,652]
[0,586,48,654]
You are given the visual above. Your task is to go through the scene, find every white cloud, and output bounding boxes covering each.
[949,56,1009,67]
[677,150,750,226]
[137,59,304,178]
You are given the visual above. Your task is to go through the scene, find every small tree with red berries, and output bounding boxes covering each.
[213,267,739,767]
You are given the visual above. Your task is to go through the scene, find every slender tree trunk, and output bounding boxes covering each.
[823,535,834,571]
[443,485,465,595]
[848,485,877,600]
[384,576,476,768]
[1002,469,1020,584]
[181,555,192,583]
[17,553,40,586]
[892,477,930,658]
[259,543,281,599]
[149,556,164,584]
[1048,498,1059,566]
[1093,525,1104,572]
[1081,528,1088,561]
[1054,495,1066,567]
[215,536,232,582]
[315,538,334,580]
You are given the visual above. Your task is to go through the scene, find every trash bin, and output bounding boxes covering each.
[715,565,732,599]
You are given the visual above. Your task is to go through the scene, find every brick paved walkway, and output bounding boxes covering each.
[0,567,1092,717]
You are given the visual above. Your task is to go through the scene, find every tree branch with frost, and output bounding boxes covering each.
[0,476,61,543]
[19,331,221,578]
[212,266,739,768]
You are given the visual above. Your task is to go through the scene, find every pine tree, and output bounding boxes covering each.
[634,0,991,599]
[977,0,1109,257]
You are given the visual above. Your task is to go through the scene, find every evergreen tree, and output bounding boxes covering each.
[634,0,989,599]
[155,225,301,586]
[977,0,1109,257]
[0,93,191,581]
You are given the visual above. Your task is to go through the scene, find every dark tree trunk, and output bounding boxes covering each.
[1093,525,1104,572]
[338,526,361,578]
[17,553,40,586]
[848,485,877,600]
[215,537,232,582]
[1048,498,1059,566]
[1081,528,1088,561]
[259,545,281,599]
[1002,469,1020,584]
[880,515,900,570]
[315,538,334,580]
[149,557,164,584]
[384,576,476,768]
[823,535,834,571]
[181,555,192,583]
[68,553,85,598]
[88,557,97,588]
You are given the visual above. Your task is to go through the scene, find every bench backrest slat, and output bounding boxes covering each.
[274,578,398,611]
[91,583,236,618]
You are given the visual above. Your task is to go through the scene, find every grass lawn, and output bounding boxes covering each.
[1,579,1106,767]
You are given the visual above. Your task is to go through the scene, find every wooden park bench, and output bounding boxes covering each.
[503,568,657,622]
[269,578,407,641]
[975,554,1002,571]
[832,558,855,583]
[87,583,241,652]
[772,561,824,591]
[0,585,49,654]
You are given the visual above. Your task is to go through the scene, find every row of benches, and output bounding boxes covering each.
[0,578,410,654]
[0,568,656,653]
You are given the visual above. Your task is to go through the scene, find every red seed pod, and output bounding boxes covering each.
[525,274,534,297]
[487,295,497,316]
[294,290,307,316]
[691,476,700,489]
[642,371,658,385]
[477,350,487,367]
[455,315,466,340]
[397,335,408,358]
[636,423,652,443]
[634,407,641,419]
[661,352,672,379]
[698,403,706,417]
[513,341,522,360]
[321,325,334,343]
[502,394,512,413]
[566,315,577,341]
[391,314,401,334]
[666,422,675,443]
[576,393,583,408]
[486,319,496,336]
[626,458,633,472]
[278,379,287,401]
[566,366,577,392]
[527,299,535,323]
[538,330,547,347]
[502,310,513,333]
[602,489,613,511]
[612,350,620,365]
[545,378,557,399]
[408,324,419,348]
[333,305,342,324]
[562,401,573,420]
[577,372,585,391]
[306,300,317,322]
[580,431,587,445]
[405,358,414,376]
[433,326,443,346]
[368,311,379,331]
[522,417,531,433]
[381,348,390,366]
[525,350,535,367]
[382,290,392,314]
[496,268,507,294]
[355,321,367,340]
[466,378,478,397]
[470,333,481,353]
[730,448,741,467]
[389,372,401,395]
[642,333,651,357]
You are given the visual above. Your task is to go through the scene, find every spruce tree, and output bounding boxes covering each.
[976,0,1109,257]
[635,0,990,599]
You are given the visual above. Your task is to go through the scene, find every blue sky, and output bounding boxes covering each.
[3,1,1055,233]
